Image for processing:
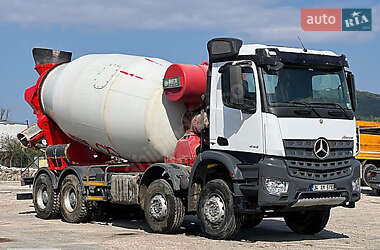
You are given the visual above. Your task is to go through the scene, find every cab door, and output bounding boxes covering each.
[209,62,264,154]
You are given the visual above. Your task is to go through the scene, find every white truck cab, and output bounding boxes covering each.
[192,38,361,237]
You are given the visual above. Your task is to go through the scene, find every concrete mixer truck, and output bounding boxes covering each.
[18,38,360,239]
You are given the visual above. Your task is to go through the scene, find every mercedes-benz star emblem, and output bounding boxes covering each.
[314,138,330,159]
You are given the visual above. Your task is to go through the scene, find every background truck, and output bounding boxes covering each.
[356,120,380,194]
[18,38,360,239]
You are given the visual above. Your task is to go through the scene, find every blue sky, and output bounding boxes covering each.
[0,0,379,123]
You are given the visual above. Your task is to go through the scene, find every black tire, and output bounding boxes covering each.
[60,174,89,223]
[284,209,330,235]
[363,164,377,188]
[144,179,185,233]
[197,179,242,240]
[89,201,108,222]
[33,173,60,219]
[375,189,380,196]
[242,214,264,228]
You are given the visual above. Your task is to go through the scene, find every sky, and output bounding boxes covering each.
[0,0,379,123]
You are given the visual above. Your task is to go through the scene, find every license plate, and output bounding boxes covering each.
[311,184,335,191]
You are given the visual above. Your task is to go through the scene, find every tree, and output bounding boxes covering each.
[0,135,43,168]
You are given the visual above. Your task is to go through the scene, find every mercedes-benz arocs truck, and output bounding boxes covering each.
[18,38,360,239]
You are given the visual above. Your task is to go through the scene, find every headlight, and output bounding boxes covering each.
[264,178,289,196]
[352,178,361,192]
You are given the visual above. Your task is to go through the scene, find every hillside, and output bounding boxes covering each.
[356,91,380,121]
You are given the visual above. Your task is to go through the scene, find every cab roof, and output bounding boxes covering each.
[239,44,340,57]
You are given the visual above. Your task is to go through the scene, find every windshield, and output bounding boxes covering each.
[262,67,352,109]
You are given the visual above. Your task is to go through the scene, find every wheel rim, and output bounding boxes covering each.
[36,185,48,210]
[149,194,167,220]
[64,187,77,213]
[203,194,225,225]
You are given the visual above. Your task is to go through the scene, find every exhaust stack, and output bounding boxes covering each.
[32,48,72,75]
[32,48,72,65]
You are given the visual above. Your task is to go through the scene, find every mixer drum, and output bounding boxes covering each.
[40,54,186,162]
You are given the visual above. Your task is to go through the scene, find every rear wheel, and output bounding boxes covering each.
[197,179,242,240]
[144,179,185,233]
[89,201,108,221]
[284,209,330,235]
[60,174,89,223]
[33,173,60,219]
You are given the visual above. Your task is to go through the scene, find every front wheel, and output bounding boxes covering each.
[143,179,185,233]
[60,174,89,223]
[197,179,242,240]
[284,209,330,235]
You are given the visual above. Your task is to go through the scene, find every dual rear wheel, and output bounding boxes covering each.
[33,173,89,223]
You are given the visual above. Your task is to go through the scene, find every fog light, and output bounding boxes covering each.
[264,178,289,196]
[352,178,361,192]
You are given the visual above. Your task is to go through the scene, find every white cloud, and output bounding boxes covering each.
[0,0,377,43]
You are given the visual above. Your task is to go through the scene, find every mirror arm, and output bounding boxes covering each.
[346,71,357,112]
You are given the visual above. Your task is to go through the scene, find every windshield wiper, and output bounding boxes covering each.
[309,102,349,119]
[278,101,321,117]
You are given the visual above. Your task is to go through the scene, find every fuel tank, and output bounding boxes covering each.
[40,54,186,162]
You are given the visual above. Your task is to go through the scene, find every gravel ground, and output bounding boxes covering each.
[1,181,380,250]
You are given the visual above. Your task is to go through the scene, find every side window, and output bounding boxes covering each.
[221,66,256,111]
[263,73,278,103]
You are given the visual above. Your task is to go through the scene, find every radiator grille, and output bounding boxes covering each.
[283,139,353,160]
[286,159,353,181]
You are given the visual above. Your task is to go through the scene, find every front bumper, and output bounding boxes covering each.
[234,156,361,211]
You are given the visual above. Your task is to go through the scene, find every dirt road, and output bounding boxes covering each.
[1,181,380,249]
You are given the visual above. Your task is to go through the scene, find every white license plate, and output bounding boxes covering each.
[311,184,335,191]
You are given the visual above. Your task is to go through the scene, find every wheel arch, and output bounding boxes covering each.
[139,163,190,208]
[140,163,190,191]
[57,166,87,190]
[33,167,59,190]
[187,150,244,212]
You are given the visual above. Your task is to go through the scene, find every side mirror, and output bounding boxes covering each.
[346,71,357,112]
[207,38,242,63]
[221,65,244,105]
[229,65,244,105]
